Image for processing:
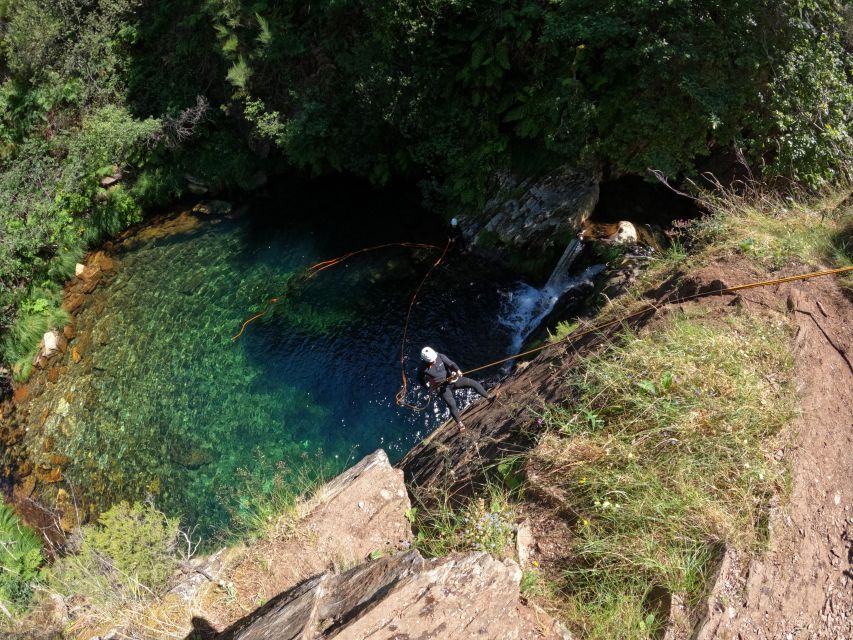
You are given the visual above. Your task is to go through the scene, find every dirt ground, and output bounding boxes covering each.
[691,264,853,640]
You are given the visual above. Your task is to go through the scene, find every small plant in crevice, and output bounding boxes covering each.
[411,483,517,559]
[461,497,515,556]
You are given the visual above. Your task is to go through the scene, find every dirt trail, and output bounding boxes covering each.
[698,270,853,640]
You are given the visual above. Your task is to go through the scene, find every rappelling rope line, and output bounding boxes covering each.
[306,242,442,276]
[460,264,853,377]
[231,297,280,341]
[232,242,444,341]
[395,238,454,412]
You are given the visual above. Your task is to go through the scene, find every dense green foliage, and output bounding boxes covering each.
[2,0,853,373]
[0,505,45,614]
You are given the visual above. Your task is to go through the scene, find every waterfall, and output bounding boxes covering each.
[499,236,605,362]
[543,237,583,291]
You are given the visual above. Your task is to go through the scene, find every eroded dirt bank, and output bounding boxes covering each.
[694,268,853,640]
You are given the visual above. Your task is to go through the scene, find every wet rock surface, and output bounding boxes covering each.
[458,167,599,253]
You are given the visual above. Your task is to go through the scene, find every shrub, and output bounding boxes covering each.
[50,501,180,605]
[0,505,46,614]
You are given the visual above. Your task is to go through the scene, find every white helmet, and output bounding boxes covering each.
[420,346,438,363]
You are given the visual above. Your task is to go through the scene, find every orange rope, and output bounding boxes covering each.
[231,297,280,341]
[232,242,443,341]
[306,242,441,276]
[460,264,853,376]
[395,238,454,412]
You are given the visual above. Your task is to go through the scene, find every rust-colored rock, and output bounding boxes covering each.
[17,461,33,478]
[89,251,115,273]
[35,466,62,484]
[12,385,29,403]
[80,271,102,294]
[63,323,76,341]
[47,367,60,383]
[71,347,82,364]
[14,476,36,499]
[49,454,70,467]
[64,293,87,315]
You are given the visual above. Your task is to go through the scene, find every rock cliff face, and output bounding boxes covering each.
[458,168,599,253]
[168,450,556,640]
[217,551,538,640]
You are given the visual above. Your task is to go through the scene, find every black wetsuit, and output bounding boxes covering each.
[418,353,490,424]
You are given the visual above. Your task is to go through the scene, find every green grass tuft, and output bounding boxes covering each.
[531,309,795,638]
[412,482,517,559]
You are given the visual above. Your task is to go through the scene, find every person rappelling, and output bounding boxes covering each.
[418,346,496,431]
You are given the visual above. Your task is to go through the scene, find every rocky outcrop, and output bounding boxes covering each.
[458,167,599,252]
[176,450,414,630]
[217,551,539,640]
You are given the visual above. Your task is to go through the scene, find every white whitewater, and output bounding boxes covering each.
[499,238,604,363]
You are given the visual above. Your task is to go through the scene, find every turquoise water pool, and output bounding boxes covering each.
[41,182,518,537]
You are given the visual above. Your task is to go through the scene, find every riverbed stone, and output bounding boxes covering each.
[89,251,115,273]
[42,331,59,357]
[64,293,87,315]
[193,200,232,216]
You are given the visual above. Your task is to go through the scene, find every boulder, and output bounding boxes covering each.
[185,174,210,195]
[42,331,59,357]
[611,221,638,244]
[193,200,232,216]
[99,167,122,187]
[219,551,536,640]
[459,167,599,253]
[74,263,85,277]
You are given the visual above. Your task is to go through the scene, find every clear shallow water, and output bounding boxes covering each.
[45,184,522,537]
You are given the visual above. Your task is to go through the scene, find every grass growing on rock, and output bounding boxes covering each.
[528,308,795,639]
[411,482,517,559]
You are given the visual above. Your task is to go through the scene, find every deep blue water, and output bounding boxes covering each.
[44,180,520,537]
